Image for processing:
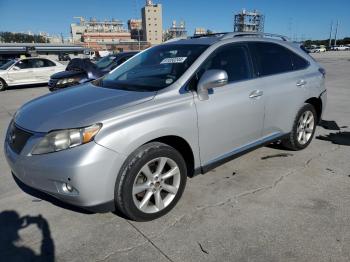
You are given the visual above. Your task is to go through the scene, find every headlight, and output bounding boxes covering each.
[57,77,80,86]
[32,124,102,155]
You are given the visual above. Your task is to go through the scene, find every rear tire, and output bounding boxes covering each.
[0,78,7,91]
[282,103,317,151]
[114,142,187,221]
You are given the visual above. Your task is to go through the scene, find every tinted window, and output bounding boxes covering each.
[16,60,32,69]
[43,59,56,67]
[290,52,309,70]
[250,42,293,76]
[197,44,251,83]
[30,59,45,68]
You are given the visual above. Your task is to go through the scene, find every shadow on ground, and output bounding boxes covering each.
[317,120,350,146]
[317,132,350,146]
[0,211,55,262]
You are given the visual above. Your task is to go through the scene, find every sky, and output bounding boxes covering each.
[0,0,349,40]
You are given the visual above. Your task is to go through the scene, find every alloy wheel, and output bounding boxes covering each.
[297,110,315,145]
[132,157,181,214]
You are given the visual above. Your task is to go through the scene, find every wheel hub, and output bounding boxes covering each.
[132,157,181,213]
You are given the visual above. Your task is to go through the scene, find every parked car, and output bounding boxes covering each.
[4,32,327,221]
[48,52,138,91]
[0,58,65,91]
[331,45,350,51]
[308,46,326,53]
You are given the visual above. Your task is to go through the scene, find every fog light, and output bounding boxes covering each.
[63,183,74,193]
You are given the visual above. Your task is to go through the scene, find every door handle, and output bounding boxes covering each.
[296,80,307,87]
[249,90,264,99]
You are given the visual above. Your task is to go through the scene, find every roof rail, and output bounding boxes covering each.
[189,32,290,42]
[190,32,230,39]
[221,32,290,41]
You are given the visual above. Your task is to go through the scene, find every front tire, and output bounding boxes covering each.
[115,142,187,221]
[0,78,7,91]
[283,103,317,151]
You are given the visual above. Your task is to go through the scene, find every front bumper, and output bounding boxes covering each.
[4,124,126,212]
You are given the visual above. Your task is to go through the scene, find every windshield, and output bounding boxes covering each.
[0,60,16,70]
[96,44,208,91]
[95,55,116,69]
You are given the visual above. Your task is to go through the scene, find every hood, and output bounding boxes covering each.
[15,83,156,132]
[51,70,86,79]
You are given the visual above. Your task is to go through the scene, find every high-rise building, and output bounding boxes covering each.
[141,0,163,45]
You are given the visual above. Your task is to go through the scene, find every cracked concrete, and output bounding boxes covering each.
[0,51,350,262]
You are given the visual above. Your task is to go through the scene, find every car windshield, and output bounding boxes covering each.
[0,59,16,70]
[95,55,117,69]
[96,44,208,92]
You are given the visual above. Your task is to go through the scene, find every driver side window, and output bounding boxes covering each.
[189,44,252,90]
[16,60,32,69]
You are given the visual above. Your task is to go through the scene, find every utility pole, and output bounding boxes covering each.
[328,21,333,48]
[334,20,339,47]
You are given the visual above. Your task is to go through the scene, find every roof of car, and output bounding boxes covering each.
[164,32,291,46]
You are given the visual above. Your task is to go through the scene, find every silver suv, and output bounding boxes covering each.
[4,33,327,221]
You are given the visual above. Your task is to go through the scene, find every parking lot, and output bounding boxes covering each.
[0,51,349,262]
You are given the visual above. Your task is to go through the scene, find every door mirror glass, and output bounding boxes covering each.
[197,69,228,100]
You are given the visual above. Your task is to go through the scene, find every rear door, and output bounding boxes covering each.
[248,42,312,136]
[30,59,57,83]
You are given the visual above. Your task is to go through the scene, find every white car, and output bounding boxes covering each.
[332,45,350,51]
[309,46,326,53]
[0,58,65,91]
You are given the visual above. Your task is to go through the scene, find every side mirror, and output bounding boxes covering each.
[12,66,20,71]
[197,69,228,100]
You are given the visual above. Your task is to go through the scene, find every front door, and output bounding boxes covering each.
[193,43,265,166]
[7,59,36,85]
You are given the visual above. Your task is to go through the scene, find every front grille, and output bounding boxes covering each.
[8,123,33,154]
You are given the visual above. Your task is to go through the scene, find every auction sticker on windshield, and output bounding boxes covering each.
[161,57,187,64]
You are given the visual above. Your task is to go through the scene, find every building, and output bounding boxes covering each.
[141,0,163,45]
[234,9,264,33]
[164,21,187,41]
[194,28,208,37]
[128,19,144,41]
[70,17,149,51]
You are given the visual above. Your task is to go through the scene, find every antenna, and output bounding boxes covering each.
[334,20,339,46]
[328,21,333,47]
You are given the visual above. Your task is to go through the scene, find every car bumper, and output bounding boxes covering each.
[4,127,126,212]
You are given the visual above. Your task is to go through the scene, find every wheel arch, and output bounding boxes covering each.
[145,135,196,177]
[0,77,8,90]
[305,97,322,123]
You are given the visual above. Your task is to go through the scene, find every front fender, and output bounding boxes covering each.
[94,92,201,169]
